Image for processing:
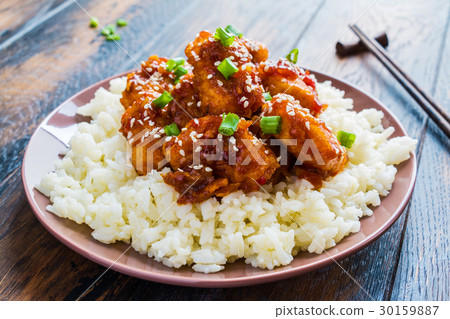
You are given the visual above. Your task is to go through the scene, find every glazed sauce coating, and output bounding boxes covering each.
[119,29,347,204]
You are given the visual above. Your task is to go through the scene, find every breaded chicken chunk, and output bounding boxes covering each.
[259,59,324,116]
[261,94,347,176]
[120,89,173,174]
[120,55,176,109]
[162,115,279,203]
[168,73,203,128]
[185,30,265,118]
[241,37,269,64]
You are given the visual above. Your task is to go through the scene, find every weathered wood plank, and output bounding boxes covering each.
[275,0,449,301]
[0,0,325,300]
[0,0,70,48]
[78,0,449,301]
[0,0,448,301]
[389,8,450,300]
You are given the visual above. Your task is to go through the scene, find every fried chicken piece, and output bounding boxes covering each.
[185,30,265,118]
[241,37,269,64]
[120,89,173,174]
[162,167,228,204]
[168,73,203,128]
[120,55,176,109]
[259,59,324,116]
[163,115,279,203]
[261,94,347,176]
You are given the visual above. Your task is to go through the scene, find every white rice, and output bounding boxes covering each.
[37,77,417,273]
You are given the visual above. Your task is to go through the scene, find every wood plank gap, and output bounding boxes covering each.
[0,0,74,52]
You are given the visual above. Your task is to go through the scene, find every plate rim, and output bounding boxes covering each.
[22,69,417,288]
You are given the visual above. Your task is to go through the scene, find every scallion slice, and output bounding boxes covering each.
[116,19,128,27]
[286,48,299,64]
[261,116,281,134]
[174,66,188,79]
[219,113,239,136]
[337,130,356,148]
[217,58,238,80]
[89,17,99,28]
[225,25,243,38]
[164,123,180,136]
[106,33,121,41]
[214,27,235,47]
[152,91,173,109]
[101,24,116,35]
[263,92,272,101]
[166,57,185,72]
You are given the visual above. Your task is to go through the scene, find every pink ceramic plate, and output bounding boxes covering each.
[22,70,417,288]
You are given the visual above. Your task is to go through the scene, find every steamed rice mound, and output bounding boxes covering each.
[37,77,417,273]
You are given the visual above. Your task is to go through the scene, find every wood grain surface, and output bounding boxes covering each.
[0,0,448,301]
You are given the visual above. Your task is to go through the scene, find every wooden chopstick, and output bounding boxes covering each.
[350,24,450,138]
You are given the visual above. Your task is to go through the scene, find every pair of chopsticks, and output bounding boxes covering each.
[349,24,450,138]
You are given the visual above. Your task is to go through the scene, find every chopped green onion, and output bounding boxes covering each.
[219,113,239,136]
[152,91,173,108]
[166,57,185,72]
[286,48,299,64]
[260,116,281,134]
[116,19,128,27]
[214,27,235,47]
[106,33,121,41]
[164,123,180,136]
[225,25,243,38]
[263,92,272,101]
[173,66,188,83]
[337,130,356,148]
[101,24,116,35]
[89,17,99,28]
[217,58,238,80]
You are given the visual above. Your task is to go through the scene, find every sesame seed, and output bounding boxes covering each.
[229,136,236,144]
[243,101,249,108]
[178,140,183,146]
[197,101,202,107]
[165,136,172,142]
[179,150,185,156]
[138,120,144,125]
[154,134,161,138]
[217,80,223,86]
[233,146,239,152]
[264,150,269,154]
[207,74,213,79]
[127,131,133,139]
[205,167,212,172]
[277,156,282,162]
[187,102,193,106]
[130,118,135,127]
[195,146,202,152]
[214,61,220,66]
